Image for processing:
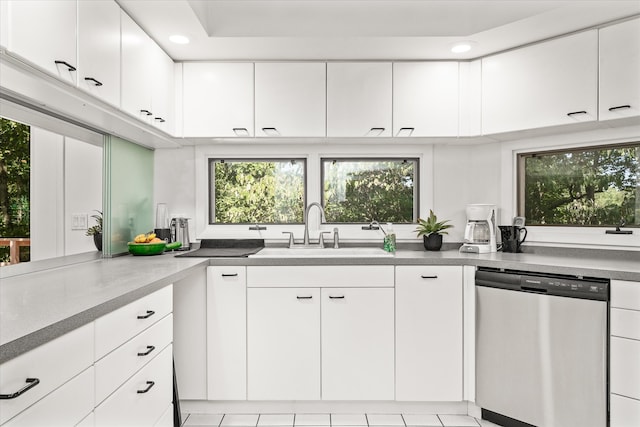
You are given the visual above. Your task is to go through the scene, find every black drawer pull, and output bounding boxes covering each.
[421,275,438,279]
[608,105,631,112]
[54,60,76,71]
[137,310,155,319]
[140,109,152,116]
[154,117,166,123]
[329,295,345,299]
[137,345,156,356]
[567,111,587,116]
[137,381,155,394]
[221,273,238,277]
[297,296,313,300]
[84,77,103,86]
[0,378,40,399]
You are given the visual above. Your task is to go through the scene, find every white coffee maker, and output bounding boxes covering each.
[459,204,497,254]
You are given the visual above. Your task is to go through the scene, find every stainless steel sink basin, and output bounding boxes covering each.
[249,247,393,258]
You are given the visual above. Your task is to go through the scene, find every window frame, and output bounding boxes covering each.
[320,157,420,225]
[208,157,308,225]
[516,142,639,228]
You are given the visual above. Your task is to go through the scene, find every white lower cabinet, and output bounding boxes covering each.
[395,266,463,401]
[611,394,640,427]
[247,288,321,400]
[321,287,395,400]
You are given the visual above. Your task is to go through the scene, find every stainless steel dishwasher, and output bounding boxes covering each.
[475,268,609,427]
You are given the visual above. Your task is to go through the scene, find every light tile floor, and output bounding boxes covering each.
[182,413,500,427]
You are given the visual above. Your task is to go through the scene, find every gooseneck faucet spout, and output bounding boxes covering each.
[304,202,326,245]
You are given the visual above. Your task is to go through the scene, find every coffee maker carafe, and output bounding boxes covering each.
[170,217,191,251]
[459,204,497,254]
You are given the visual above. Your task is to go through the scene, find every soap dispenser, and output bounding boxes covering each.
[383,222,396,253]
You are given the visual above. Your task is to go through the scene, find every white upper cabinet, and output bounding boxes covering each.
[182,63,255,137]
[149,42,175,134]
[482,30,598,134]
[77,0,121,107]
[327,62,392,137]
[255,62,326,137]
[393,62,459,137]
[599,18,640,121]
[7,0,78,85]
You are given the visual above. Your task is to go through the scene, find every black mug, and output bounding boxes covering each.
[499,226,527,253]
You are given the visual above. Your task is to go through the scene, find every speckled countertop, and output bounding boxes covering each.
[1,248,639,363]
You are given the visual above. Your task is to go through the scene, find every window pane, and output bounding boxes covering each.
[211,159,305,224]
[520,144,639,226]
[322,159,417,223]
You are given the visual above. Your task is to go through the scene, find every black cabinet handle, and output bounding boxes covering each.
[567,111,587,116]
[421,275,438,279]
[137,345,156,356]
[233,128,249,136]
[329,295,345,299]
[137,381,155,394]
[140,109,152,116]
[221,273,238,277]
[248,225,267,231]
[396,127,415,136]
[0,378,40,400]
[54,60,76,72]
[261,127,280,136]
[297,296,313,300]
[137,310,155,319]
[84,77,103,87]
[608,105,631,112]
[154,117,166,123]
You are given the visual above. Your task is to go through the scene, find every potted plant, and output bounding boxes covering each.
[86,210,103,251]
[415,209,453,251]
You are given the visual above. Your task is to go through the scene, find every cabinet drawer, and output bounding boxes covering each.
[612,308,640,341]
[95,314,173,404]
[611,394,640,427]
[247,266,394,287]
[395,265,462,286]
[611,337,640,400]
[0,323,94,425]
[611,280,640,311]
[95,344,173,427]
[3,367,94,427]
[95,285,173,360]
[154,404,174,427]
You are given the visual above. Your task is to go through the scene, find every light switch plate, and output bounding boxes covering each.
[71,213,88,230]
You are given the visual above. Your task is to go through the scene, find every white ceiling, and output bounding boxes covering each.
[117,0,640,61]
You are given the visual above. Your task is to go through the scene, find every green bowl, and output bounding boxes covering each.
[128,241,182,256]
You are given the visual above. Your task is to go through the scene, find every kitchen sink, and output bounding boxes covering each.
[249,247,394,258]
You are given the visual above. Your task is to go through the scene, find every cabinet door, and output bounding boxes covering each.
[7,0,77,85]
[77,0,121,107]
[150,43,175,134]
[207,267,247,400]
[247,288,321,400]
[321,287,394,400]
[327,62,392,137]
[599,18,640,121]
[611,336,640,400]
[183,63,254,137]
[121,10,153,122]
[393,62,459,137]
[611,394,640,427]
[395,266,463,401]
[255,62,326,137]
[482,30,598,134]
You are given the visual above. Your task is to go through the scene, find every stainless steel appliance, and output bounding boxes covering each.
[460,204,497,253]
[170,217,191,250]
[476,268,608,427]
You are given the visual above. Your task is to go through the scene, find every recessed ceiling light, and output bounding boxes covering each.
[451,42,472,53]
[169,35,190,45]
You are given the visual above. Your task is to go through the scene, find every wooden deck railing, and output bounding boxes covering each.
[0,237,31,265]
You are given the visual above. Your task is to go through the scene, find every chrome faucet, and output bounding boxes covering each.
[303,202,326,245]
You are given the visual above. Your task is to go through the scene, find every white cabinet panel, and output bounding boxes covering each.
[611,280,640,311]
[599,18,640,121]
[612,308,640,341]
[7,0,77,85]
[255,62,326,137]
[247,288,321,400]
[182,63,254,137]
[393,62,459,137]
[321,287,394,400]
[3,367,94,427]
[77,0,121,107]
[395,266,463,401]
[482,30,598,134]
[149,42,175,134]
[120,10,153,122]
[207,266,247,400]
[611,394,640,427]
[611,336,640,400]
[327,62,392,137]
[247,265,394,288]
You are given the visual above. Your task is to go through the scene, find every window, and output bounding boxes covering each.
[518,144,639,227]
[321,158,418,223]
[210,159,306,224]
